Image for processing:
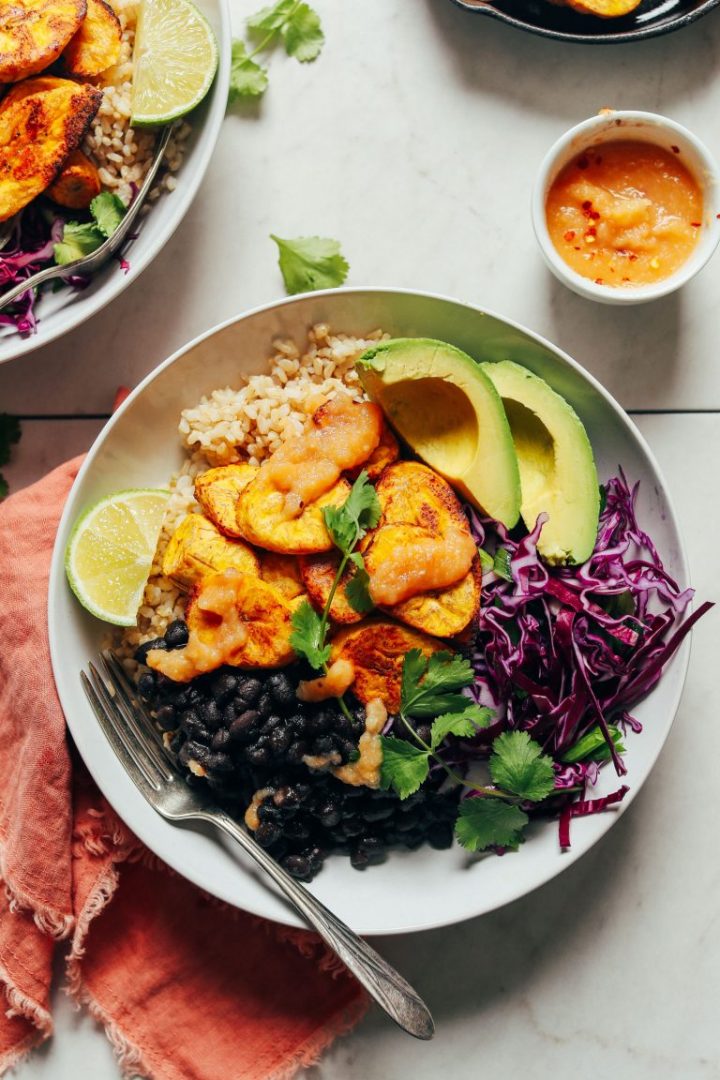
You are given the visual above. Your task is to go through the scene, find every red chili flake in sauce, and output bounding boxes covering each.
[595,278,603,285]
[574,246,581,251]
[590,210,601,220]
[564,229,576,242]
[629,253,638,261]
[586,226,597,237]
[622,276,630,283]
[582,199,592,212]
[577,155,589,170]
[691,222,702,228]
[671,145,680,154]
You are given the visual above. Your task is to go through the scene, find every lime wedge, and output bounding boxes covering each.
[131,0,218,127]
[65,489,170,626]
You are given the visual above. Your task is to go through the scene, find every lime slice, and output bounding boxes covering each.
[65,489,170,626]
[131,0,219,127]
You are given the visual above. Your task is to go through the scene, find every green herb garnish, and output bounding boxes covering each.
[229,0,324,102]
[270,234,349,295]
[53,193,127,266]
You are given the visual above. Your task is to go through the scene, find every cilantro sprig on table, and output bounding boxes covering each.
[271,235,349,295]
[290,470,380,716]
[229,0,324,101]
[0,414,21,500]
[380,650,557,853]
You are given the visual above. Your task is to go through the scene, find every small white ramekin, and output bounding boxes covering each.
[532,110,720,305]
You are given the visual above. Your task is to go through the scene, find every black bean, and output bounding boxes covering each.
[199,699,222,731]
[416,724,432,745]
[270,726,291,756]
[155,704,177,731]
[206,751,234,774]
[134,638,167,666]
[356,836,386,866]
[211,728,231,752]
[137,671,157,700]
[362,804,394,823]
[245,745,270,766]
[255,822,282,848]
[341,818,363,838]
[282,854,312,881]
[257,802,282,823]
[180,712,210,744]
[266,672,296,712]
[164,619,189,649]
[273,786,301,811]
[287,713,307,736]
[427,824,453,850]
[229,710,260,742]
[307,709,332,736]
[317,801,341,829]
[286,740,308,765]
[179,740,209,768]
[312,735,334,757]
[169,732,183,754]
[263,714,282,733]
[236,676,262,705]
[211,672,238,705]
[256,689,273,716]
[337,738,359,762]
[283,819,310,841]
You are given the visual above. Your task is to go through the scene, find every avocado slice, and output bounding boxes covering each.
[481,360,599,565]
[357,338,521,528]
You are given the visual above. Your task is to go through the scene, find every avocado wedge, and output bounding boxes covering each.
[481,360,599,565]
[357,338,521,529]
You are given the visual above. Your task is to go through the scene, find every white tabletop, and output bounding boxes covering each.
[5,1,720,1077]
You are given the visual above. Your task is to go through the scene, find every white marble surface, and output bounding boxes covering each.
[4,1,720,1077]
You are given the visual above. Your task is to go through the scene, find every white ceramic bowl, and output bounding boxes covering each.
[49,288,693,935]
[532,111,720,305]
[0,0,231,366]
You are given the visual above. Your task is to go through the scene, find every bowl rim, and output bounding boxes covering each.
[531,110,720,305]
[48,286,694,934]
[0,0,232,366]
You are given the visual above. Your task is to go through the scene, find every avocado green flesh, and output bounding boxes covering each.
[357,338,521,529]
[481,360,599,565]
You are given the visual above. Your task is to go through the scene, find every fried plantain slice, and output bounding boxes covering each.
[147,570,295,681]
[345,420,400,483]
[194,463,258,539]
[258,551,305,602]
[298,550,366,625]
[385,555,482,638]
[330,618,442,713]
[62,0,120,76]
[46,148,101,208]
[375,461,468,534]
[161,513,260,591]
[0,0,86,82]
[564,0,641,14]
[236,476,352,555]
[0,76,101,221]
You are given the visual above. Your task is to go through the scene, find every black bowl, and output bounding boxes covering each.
[448,0,720,43]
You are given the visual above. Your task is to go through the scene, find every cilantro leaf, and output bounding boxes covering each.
[54,221,104,266]
[323,470,380,556]
[430,704,494,750]
[379,736,429,799]
[561,725,625,764]
[345,554,374,614]
[247,0,295,34]
[455,797,528,852]
[229,39,269,100]
[401,649,474,718]
[282,2,324,61]
[271,234,349,295]
[90,192,126,239]
[289,599,330,669]
[493,547,513,582]
[489,730,555,803]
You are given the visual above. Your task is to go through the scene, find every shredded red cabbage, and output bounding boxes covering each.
[458,471,712,848]
[0,206,59,335]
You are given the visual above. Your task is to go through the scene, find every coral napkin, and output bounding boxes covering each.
[0,457,366,1079]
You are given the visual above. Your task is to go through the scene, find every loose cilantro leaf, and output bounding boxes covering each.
[489,730,555,802]
[54,221,105,266]
[290,599,331,669]
[229,39,269,100]
[493,547,513,582]
[455,797,528,852]
[322,470,380,555]
[282,2,324,61]
[477,546,494,573]
[400,649,474,718]
[90,192,126,238]
[430,704,494,750]
[271,234,349,295]
[0,414,21,500]
[561,725,625,764]
[247,0,296,34]
[345,555,374,614]
[379,736,429,799]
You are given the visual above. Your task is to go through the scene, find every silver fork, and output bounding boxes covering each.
[81,653,435,1041]
[0,124,174,312]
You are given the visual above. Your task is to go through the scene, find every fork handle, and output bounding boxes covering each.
[203,808,434,1040]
